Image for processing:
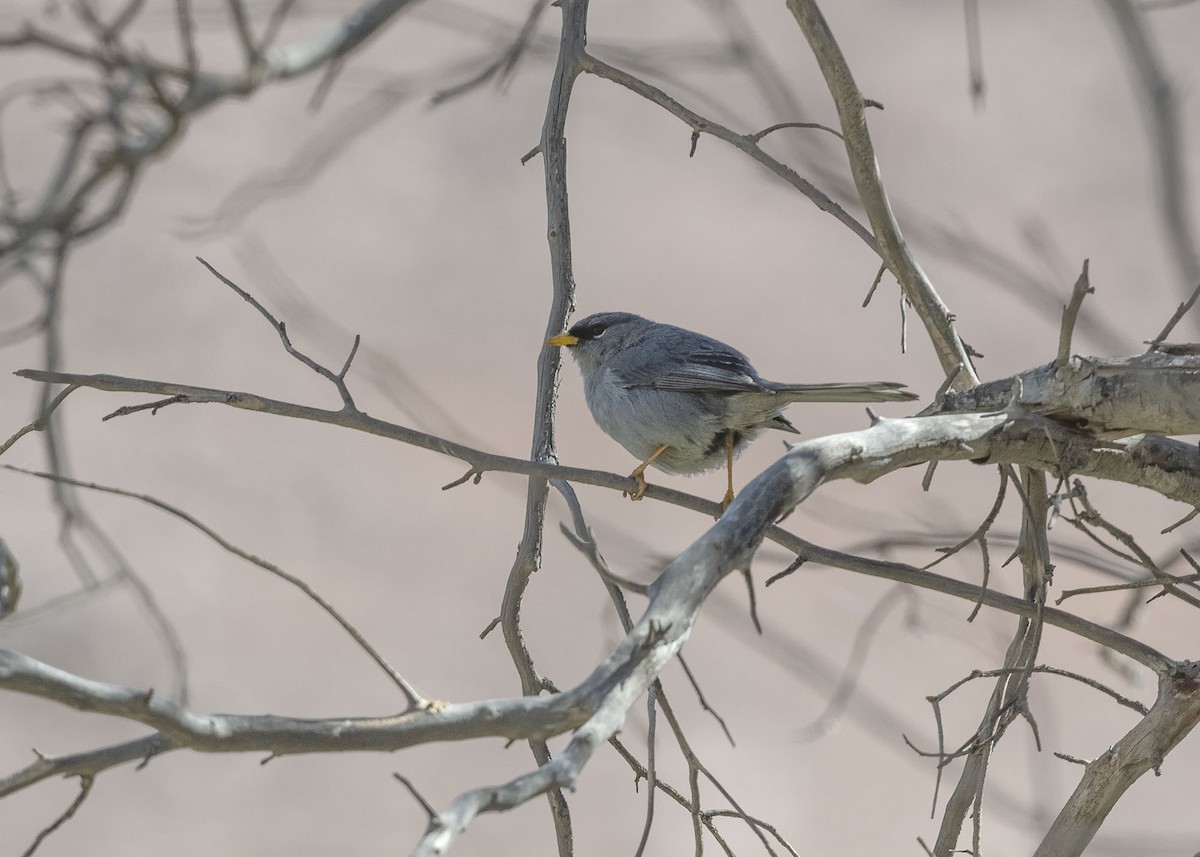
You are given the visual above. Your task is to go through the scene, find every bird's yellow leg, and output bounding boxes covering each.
[626,444,669,501]
[721,432,736,512]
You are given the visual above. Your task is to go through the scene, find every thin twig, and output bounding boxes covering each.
[633,691,658,857]
[21,774,94,857]
[394,773,439,820]
[429,0,549,105]
[1056,572,1200,605]
[0,383,80,456]
[195,257,358,408]
[1068,480,1200,610]
[676,655,735,747]
[862,263,886,307]
[748,120,842,142]
[1147,279,1200,349]
[3,465,429,710]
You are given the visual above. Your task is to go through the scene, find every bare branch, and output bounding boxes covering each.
[2,464,430,709]
[675,654,735,747]
[0,383,80,456]
[1066,482,1200,610]
[931,466,1049,855]
[394,773,438,821]
[928,352,1200,438]
[21,773,94,857]
[578,53,877,251]
[633,693,659,857]
[3,388,1185,857]
[429,0,549,105]
[1057,260,1094,366]
[785,0,979,386]
[486,0,592,852]
[0,538,19,618]
[225,0,258,66]
[1034,662,1200,857]
[0,647,590,761]
[262,0,423,80]
[1,735,168,805]
[195,257,358,408]
[748,120,843,142]
[174,0,200,75]
[1147,279,1200,349]
[1056,572,1200,605]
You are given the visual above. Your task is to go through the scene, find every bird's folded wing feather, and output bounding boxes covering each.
[619,346,765,393]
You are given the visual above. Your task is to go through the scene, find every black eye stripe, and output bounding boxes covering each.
[570,322,609,340]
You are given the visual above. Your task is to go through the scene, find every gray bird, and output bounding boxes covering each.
[547,311,918,508]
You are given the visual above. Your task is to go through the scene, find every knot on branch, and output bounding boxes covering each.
[1169,661,1200,696]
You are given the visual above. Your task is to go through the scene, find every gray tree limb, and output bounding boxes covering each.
[929,352,1200,437]
[1033,661,1200,857]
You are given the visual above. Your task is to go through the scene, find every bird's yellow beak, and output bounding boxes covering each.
[546,333,579,347]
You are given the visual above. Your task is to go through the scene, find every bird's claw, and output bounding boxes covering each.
[624,471,649,501]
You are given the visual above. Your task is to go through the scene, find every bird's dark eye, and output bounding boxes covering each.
[570,322,608,340]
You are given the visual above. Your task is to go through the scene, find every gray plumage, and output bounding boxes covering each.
[553,311,917,476]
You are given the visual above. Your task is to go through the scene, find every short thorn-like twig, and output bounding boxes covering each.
[1057,259,1093,367]
[394,773,439,821]
[102,395,188,421]
[442,468,483,490]
[862,263,886,307]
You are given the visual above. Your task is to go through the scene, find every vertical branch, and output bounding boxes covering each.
[1056,260,1092,366]
[498,2,588,855]
[933,469,1049,855]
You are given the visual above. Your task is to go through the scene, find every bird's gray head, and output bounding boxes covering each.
[546,311,651,374]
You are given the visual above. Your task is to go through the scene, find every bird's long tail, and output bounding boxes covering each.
[768,381,918,403]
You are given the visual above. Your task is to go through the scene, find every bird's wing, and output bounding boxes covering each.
[619,343,766,393]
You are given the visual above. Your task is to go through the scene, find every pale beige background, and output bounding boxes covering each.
[2,1,1199,855]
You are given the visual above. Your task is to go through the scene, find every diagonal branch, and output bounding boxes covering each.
[1033,661,1200,857]
[784,0,979,386]
[578,52,877,251]
[2,464,429,709]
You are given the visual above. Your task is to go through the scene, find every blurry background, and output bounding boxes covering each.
[1,1,1198,854]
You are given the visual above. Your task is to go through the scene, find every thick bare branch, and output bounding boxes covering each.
[1034,662,1200,857]
[930,352,1200,437]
